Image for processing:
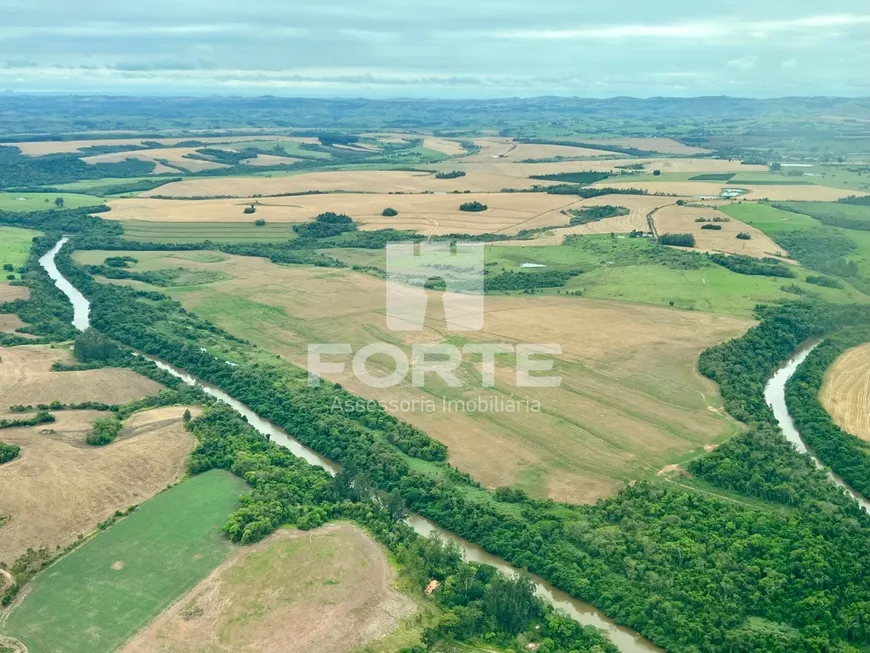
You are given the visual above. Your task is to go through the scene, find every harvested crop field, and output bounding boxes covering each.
[140,169,551,197]
[240,154,300,166]
[0,314,30,336]
[0,345,163,407]
[653,204,791,259]
[423,137,466,155]
[107,193,590,236]
[820,343,870,442]
[498,195,676,246]
[0,405,199,565]
[595,180,869,201]
[97,251,750,502]
[121,524,416,653]
[0,285,29,303]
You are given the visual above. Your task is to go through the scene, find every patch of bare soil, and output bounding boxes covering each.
[120,524,416,653]
[0,406,199,565]
[0,285,29,303]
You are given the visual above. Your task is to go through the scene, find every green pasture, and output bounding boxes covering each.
[2,470,246,653]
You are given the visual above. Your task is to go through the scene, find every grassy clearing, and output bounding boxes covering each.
[121,525,418,653]
[721,203,870,290]
[2,470,246,653]
[0,192,102,212]
[799,165,870,193]
[0,226,39,280]
[48,177,168,193]
[772,201,870,230]
[122,220,298,243]
[491,238,865,315]
[328,237,864,318]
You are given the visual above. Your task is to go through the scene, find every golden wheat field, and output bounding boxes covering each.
[106,192,592,236]
[820,343,870,442]
[140,169,557,197]
[653,204,791,259]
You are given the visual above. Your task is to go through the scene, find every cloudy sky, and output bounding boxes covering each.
[0,0,868,97]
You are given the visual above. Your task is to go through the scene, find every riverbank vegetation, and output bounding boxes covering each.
[786,327,870,498]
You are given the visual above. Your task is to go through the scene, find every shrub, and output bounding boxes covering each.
[736,232,751,240]
[382,207,398,217]
[435,170,466,179]
[254,218,266,226]
[243,205,256,215]
[86,417,123,446]
[0,442,20,464]
[700,224,722,230]
[806,275,844,289]
[652,169,662,176]
[459,201,488,212]
[658,233,695,247]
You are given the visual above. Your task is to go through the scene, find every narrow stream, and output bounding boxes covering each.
[39,237,660,652]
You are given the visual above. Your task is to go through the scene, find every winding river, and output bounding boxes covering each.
[764,342,870,513]
[38,237,864,649]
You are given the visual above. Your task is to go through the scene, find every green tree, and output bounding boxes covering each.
[54,197,65,208]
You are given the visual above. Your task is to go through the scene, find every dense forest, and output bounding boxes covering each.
[708,253,795,278]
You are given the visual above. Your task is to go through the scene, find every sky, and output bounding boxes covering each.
[0,0,868,97]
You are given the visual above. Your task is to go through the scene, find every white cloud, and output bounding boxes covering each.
[486,14,870,42]
[728,55,757,71]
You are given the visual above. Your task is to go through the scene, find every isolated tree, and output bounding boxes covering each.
[653,169,662,176]
[183,409,192,423]
[770,162,782,172]
[2,264,12,272]
[54,197,65,208]
[254,218,266,226]
[382,207,398,217]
